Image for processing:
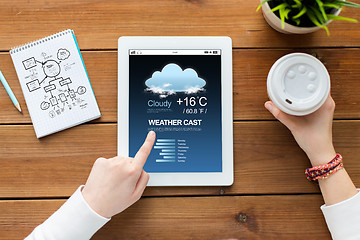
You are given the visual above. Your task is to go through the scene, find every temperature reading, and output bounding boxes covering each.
[177,96,208,107]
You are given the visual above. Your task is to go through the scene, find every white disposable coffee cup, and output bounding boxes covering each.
[267,53,330,116]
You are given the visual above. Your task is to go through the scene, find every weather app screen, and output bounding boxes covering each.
[129,49,222,173]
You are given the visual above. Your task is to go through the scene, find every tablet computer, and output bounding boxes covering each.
[118,37,233,186]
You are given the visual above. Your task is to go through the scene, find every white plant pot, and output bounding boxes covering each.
[260,0,341,34]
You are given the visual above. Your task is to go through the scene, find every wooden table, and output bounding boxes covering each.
[1,1,360,239]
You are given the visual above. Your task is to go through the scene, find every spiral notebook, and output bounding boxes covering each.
[10,29,101,138]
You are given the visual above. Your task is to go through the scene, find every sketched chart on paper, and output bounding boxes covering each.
[21,48,88,119]
[10,29,101,138]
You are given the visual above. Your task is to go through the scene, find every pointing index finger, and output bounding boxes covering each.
[134,131,156,168]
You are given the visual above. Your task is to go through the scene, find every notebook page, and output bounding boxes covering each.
[10,30,101,138]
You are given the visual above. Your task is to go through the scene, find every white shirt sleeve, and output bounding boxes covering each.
[25,185,110,240]
[321,189,360,240]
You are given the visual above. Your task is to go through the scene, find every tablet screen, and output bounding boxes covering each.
[129,49,222,173]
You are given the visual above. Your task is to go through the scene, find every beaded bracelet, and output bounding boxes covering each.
[305,154,342,177]
[305,154,343,182]
[312,163,343,181]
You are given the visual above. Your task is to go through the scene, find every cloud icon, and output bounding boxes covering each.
[57,48,70,60]
[145,63,206,97]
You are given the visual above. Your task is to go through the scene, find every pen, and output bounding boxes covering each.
[0,69,22,113]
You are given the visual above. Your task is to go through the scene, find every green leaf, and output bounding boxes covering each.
[309,5,326,25]
[293,0,302,6]
[293,18,301,25]
[322,3,341,10]
[291,0,302,8]
[307,9,324,28]
[332,0,360,8]
[327,14,358,23]
[283,8,291,19]
[270,3,289,13]
[256,0,271,12]
[315,0,328,22]
[307,9,330,36]
[280,7,287,28]
[292,6,307,19]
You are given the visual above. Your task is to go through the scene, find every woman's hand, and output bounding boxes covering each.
[265,95,357,205]
[82,131,156,218]
[265,95,336,166]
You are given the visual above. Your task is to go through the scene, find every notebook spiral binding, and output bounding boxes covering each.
[10,29,72,55]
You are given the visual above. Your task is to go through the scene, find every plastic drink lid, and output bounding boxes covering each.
[267,53,330,116]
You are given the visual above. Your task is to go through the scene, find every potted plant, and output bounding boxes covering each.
[257,0,360,35]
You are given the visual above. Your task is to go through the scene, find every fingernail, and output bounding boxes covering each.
[148,131,155,137]
[265,102,272,111]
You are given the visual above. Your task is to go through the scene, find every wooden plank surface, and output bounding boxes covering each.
[1,48,360,123]
[1,0,359,238]
[0,195,331,240]
[0,0,360,50]
[1,121,359,198]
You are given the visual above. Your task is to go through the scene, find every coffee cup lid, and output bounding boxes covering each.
[267,53,330,116]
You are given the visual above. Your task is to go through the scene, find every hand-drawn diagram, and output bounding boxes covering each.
[22,48,87,118]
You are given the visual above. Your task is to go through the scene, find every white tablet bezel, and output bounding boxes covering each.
[118,36,233,186]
